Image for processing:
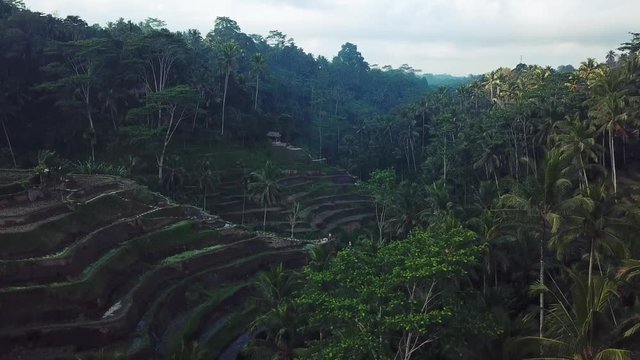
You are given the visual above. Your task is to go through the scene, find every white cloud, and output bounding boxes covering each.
[23,0,639,75]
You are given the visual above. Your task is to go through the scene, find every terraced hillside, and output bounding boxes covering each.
[208,169,376,240]
[0,170,307,359]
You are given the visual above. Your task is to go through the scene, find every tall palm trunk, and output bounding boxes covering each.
[539,214,547,338]
[588,236,594,296]
[254,73,260,110]
[203,187,207,211]
[87,103,96,162]
[241,188,247,225]
[263,202,267,231]
[157,145,166,184]
[579,154,590,193]
[601,135,605,168]
[192,97,200,131]
[1,117,16,168]
[609,127,617,193]
[221,67,230,135]
[421,110,425,155]
[443,134,447,182]
[523,119,530,177]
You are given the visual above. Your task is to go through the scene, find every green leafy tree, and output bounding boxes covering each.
[288,201,300,241]
[39,38,119,161]
[297,223,492,359]
[125,30,187,126]
[365,168,397,244]
[126,85,199,183]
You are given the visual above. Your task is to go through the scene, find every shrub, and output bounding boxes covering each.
[74,160,128,177]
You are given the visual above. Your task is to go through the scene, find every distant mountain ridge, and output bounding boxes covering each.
[422,73,480,88]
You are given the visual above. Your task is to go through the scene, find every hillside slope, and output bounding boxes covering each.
[0,170,307,359]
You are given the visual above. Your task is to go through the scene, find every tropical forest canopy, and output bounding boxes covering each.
[3,0,640,358]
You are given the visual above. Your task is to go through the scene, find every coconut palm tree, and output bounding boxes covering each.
[251,53,265,111]
[196,159,218,211]
[308,245,334,272]
[483,69,503,103]
[240,169,250,225]
[473,139,502,191]
[466,209,512,293]
[218,41,241,135]
[550,183,634,294]
[515,272,631,360]
[249,264,304,360]
[579,58,601,88]
[589,69,628,193]
[249,303,304,360]
[388,181,424,238]
[499,150,591,337]
[249,161,281,231]
[551,114,601,192]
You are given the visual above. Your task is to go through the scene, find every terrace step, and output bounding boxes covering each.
[0,248,306,356]
[324,212,375,233]
[0,236,261,335]
[0,171,315,359]
[0,190,154,260]
[0,208,190,287]
[157,283,248,356]
[0,201,71,228]
[0,221,219,326]
[311,207,373,229]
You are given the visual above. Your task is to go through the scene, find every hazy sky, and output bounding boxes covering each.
[23,0,639,75]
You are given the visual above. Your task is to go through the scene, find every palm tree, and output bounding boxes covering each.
[1,115,16,168]
[499,150,590,337]
[240,169,249,225]
[308,245,334,272]
[551,114,600,192]
[483,69,503,103]
[196,160,218,211]
[466,209,512,293]
[218,41,241,135]
[249,161,281,231]
[250,264,303,360]
[388,181,424,238]
[550,183,634,294]
[579,58,601,88]
[0,89,22,168]
[589,69,628,193]
[251,53,265,111]
[253,264,301,309]
[249,303,303,360]
[473,138,501,191]
[419,179,451,224]
[515,272,631,360]
[606,50,618,68]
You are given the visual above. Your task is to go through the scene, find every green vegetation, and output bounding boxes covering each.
[1,193,147,256]
[1,1,640,359]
